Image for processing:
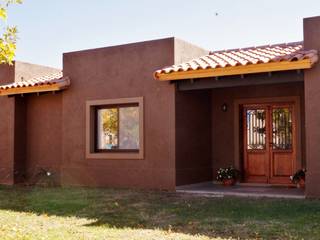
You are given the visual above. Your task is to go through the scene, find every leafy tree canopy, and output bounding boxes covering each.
[0,0,22,64]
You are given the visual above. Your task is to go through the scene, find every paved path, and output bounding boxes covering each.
[176,182,305,199]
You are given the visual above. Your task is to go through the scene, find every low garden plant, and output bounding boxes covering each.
[216,166,240,186]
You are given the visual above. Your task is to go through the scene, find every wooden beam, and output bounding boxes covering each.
[155,59,313,81]
[177,70,304,91]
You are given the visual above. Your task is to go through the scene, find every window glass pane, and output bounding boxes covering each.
[119,107,139,149]
[96,105,140,151]
[97,108,118,150]
[272,108,292,150]
[246,109,266,150]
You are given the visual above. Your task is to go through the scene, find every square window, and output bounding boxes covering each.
[86,97,144,159]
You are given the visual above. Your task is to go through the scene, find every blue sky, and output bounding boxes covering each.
[7,0,320,68]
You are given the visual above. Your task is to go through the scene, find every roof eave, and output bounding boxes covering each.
[155,59,314,81]
[0,77,70,96]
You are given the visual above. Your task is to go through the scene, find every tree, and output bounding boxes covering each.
[0,0,22,64]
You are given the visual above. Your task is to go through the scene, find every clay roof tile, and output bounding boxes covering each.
[155,42,318,79]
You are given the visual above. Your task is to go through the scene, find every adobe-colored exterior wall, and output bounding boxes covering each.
[0,38,209,189]
[211,82,305,177]
[175,90,212,185]
[304,16,320,198]
[13,96,27,183]
[0,64,15,184]
[61,38,175,189]
[25,93,62,182]
[0,62,61,185]
[174,39,211,186]
[61,38,207,190]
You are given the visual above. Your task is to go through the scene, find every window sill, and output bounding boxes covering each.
[86,151,144,160]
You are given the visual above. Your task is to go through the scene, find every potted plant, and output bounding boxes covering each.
[290,169,306,188]
[216,166,240,186]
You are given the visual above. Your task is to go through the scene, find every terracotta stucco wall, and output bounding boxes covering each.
[0,38,210,189]
[304,16,320,198]
[61,38,177,189]
[0,62,62,185]
[175,90,212,185]
[174,39,211,186]
[0,64,15,184]
[211,81,305,177]
[13,96,27,183]
[24,93,62,183]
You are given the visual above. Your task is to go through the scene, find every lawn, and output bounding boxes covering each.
[0,186,319,239]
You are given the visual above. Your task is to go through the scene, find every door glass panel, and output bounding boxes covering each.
[246,109,266,150]
[272,108,292,150]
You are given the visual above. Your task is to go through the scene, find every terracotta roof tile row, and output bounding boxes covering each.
[154,42,318,78]
[0,72,69,90]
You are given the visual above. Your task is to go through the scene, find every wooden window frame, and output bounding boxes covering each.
[86,97,144,160]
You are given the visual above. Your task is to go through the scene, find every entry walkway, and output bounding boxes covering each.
[176,182,305,199]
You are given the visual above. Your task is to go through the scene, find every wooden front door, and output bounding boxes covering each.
[243,103,296,184]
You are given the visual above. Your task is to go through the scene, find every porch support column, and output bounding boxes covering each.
[303,16,320,198]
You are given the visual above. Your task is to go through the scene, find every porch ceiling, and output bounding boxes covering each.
[154,42,318,81]
[0,72,70,96]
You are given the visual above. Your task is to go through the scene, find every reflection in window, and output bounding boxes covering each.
[97,105,139,151]
[246,109,266,150]
[272,108,292,150]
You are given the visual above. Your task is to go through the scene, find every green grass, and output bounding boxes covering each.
[0,186,319,239]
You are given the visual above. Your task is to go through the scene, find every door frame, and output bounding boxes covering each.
[233,96,302,183]
[242,102,297,184]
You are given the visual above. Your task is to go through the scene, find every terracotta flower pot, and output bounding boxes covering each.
[223,179,235,186]
[297,179,305,189]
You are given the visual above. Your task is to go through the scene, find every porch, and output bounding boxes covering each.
[154,41,320,197]
[175,80,305,190]
[166,44,312,197]
[176,182,305,199]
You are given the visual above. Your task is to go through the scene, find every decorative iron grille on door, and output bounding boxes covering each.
[272,107,293,150]
[243,103,296,184]
[246,109,266,150]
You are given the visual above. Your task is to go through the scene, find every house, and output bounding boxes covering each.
[0,16,320,198]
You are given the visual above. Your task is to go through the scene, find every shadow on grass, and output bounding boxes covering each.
[0,185,320,239]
